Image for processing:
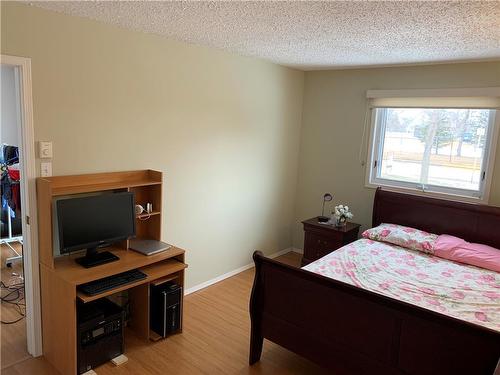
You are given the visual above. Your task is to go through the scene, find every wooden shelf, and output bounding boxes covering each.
[51,180,161,196]
[136,211,161,219]
[141,260,186,280]
[54,246,185,285]
[76,259,187,303]
[151,274,179,286]
[38,170,162,197]
[77,275,146,303]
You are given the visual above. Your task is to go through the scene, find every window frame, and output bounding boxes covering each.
[365,107,499,204]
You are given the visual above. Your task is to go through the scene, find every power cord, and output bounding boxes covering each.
[1,280,26,324]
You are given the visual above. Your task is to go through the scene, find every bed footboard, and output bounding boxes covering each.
[249,251,500,375]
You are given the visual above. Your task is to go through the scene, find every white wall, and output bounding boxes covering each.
[1,65,20,147]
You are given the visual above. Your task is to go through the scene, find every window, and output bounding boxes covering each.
[366,106,498,201]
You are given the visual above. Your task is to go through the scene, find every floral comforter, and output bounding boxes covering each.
[302,238,500,332]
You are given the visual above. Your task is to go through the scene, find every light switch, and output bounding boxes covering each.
[40,162,52,177]
[39,141,53,159]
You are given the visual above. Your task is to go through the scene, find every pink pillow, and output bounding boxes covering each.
[362,223,437,254]
[434,234,500,272]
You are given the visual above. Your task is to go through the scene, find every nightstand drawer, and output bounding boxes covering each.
[301,217,361,265]
[303,224,343,241]
[318,237,343,258]
[304,232,342,261]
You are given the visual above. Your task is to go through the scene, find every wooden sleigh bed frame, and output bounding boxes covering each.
[249,188,500,375]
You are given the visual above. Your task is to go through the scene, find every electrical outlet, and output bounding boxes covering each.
[39,141,53,159]
[40,162,52,177]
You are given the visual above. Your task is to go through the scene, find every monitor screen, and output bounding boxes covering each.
[57,192,136,254]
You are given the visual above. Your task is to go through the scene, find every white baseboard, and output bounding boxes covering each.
[184,247,302,295]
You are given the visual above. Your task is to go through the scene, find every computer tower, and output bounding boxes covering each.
[77,298,124,374]
[150,282,182,337]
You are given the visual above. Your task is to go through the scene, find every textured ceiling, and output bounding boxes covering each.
[30,1,500,70]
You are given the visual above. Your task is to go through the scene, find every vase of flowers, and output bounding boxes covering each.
[332,205,353,227]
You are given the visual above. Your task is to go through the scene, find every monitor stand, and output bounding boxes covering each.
[75,247,119,268]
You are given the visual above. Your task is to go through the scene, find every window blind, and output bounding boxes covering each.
[366,88,500,109]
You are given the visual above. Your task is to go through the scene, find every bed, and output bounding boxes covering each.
[249,188,500,375]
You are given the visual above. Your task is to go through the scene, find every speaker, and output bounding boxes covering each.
[150,282,182,338]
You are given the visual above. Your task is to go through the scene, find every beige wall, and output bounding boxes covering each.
[294,62,500,248]
[1,3,304,288]
[3,3,499,286]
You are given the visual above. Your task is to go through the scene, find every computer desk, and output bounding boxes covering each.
[36,170,187,375]
[40,245,187,374]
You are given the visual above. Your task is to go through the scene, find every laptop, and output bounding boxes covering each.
[129,239,171,256]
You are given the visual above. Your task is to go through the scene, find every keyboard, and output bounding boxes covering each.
[78,269,147,296]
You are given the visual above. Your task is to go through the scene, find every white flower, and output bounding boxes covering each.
[333,203,353,220]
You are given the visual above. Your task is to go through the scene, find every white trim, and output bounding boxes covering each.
[184,248,302,295]
[366,87,500,99]
[365,184,491,205]
[482,111,500,202]
[1,55,42,357]
[364,107,379,187]
[290,247,303,254]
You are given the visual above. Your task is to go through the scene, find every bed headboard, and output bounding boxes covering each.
[372,188,500,249]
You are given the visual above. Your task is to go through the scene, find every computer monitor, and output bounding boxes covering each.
[56,192,136,268]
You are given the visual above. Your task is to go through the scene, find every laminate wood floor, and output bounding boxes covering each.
[2,251,330,375]
[0,242,29,370]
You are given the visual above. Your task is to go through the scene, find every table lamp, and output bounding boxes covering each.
[318,193,333,223]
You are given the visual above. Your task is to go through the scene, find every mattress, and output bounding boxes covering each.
[302,238,500,332]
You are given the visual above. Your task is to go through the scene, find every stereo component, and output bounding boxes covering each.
[77,298,124,374]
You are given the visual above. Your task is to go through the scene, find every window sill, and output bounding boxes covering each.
[365,182,489,205]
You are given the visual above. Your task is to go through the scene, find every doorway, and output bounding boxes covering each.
[1,62,29,369]
[0,55,41,369]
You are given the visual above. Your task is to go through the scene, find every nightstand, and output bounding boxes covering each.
[301,217,361,266]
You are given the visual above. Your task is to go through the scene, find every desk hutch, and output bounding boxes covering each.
[37,170,187,375]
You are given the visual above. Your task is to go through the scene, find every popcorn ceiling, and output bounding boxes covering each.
[31,1,500,70]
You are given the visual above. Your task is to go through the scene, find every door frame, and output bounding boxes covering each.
[1,54,42,357]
